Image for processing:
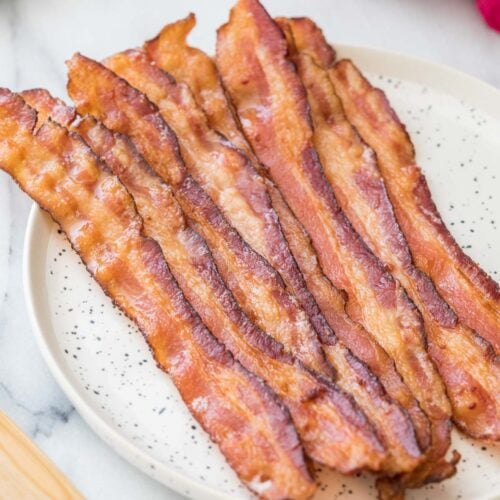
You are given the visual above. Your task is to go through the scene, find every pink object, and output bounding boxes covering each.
[477,0,500,32]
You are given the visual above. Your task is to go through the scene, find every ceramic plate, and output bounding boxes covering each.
[23,44,500,499]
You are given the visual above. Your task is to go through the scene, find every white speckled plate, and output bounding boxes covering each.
[23,45,500,500]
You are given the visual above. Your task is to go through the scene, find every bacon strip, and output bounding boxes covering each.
[330,59,500,356]
[146,13,431,457]
[280,16,500,442]
[216,0,455,493]
[101,50,423,474]
[65,56,389,473]
[0,88,316,499]
[24,88,391,477]
[145,14,248,156]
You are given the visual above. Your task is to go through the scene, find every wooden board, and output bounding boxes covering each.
[0,411,83,500]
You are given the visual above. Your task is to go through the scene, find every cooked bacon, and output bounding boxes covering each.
[66,52,330,379]
[103,49,338,354]
[280,16,500,442]
[277,16,336,70]
[216,0,456,492]
[330,59,500,357]
[23,88,391,477]
[0,88,317,499]
[269,183,430,449]
[104,50,428,473]
[65,56,391,473]
[146,14,432,457]
[145,14,251,157]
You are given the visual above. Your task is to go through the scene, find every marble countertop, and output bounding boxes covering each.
[0,0,498,498]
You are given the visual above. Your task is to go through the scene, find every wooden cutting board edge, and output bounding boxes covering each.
[0,410,83,500]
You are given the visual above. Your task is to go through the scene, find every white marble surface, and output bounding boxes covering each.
[0,0,498,498]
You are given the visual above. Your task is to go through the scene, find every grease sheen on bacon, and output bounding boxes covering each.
[104,48,424,474]
[66,55,391,473]
[146,13,432,459]
[0,88,316,500]
[216,0,456,494]
[24,87,389,476]
[280,16,500,442]
[330,59,500,356]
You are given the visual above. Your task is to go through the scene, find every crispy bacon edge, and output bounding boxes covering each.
[280,16,500,442]
[65,56,391,473]
[145,13,248,153]
[144,13,432,461]
[0,87,316,500]
[24,87,391,476]
[330,58,500,355]
[215,0,457,493]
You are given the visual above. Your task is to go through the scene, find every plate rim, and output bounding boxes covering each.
[23,44,500,500]
[335,43,500,119]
